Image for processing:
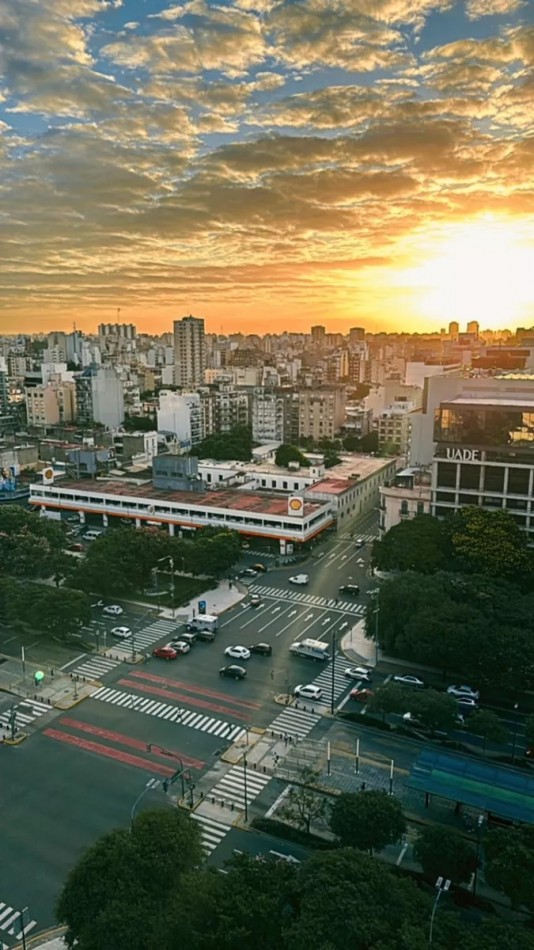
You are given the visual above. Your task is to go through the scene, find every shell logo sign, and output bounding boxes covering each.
[42,467,54,484]
[288,495,304,517]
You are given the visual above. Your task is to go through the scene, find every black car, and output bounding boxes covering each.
[339,584,360,595]
[196,629,215,642]
[249,643,273,656]
[219,665,247,680]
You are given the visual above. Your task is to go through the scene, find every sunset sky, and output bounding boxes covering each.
[0,0,533,336]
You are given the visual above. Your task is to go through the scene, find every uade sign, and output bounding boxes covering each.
[445,448,480,462]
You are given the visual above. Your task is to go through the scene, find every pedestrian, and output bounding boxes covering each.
[284,734,288,746]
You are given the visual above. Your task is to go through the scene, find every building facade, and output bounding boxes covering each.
[378,467,432,535]
[298,387,346,441]
[157,391,203,446]
[173,315,206,389]
[75,367,124,429]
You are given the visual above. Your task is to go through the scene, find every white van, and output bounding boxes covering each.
[289,638,330,661]
[186,614,218,633]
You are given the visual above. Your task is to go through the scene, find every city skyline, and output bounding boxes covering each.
[1,0,533,336]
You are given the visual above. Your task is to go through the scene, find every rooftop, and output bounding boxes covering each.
[307,478,355,496]
[45,479,325,517]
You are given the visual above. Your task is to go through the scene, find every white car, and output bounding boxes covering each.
[294,684,323,701]
[447,685,480,701]
[392,674,425,689]
[225,645,251,661]
[344,666,372,682]
[168,640,190,655]
[289,574,309,586]
[111,626,131,639]
[103,604,123,616]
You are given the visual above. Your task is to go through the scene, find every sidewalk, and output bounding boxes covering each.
[340,618,377,666]
[155,578,247,620]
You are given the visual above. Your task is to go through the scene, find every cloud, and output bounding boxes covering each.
[466,0,524,18]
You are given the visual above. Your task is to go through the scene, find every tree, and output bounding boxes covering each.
[280,766,330,836]
[484,825,534,911]
[413,825,476,885]
[172,854,298,950]
[468,709,509,752]
[366,683,407,722]
[371,515,450,574]
[275,444,310,468]
[286,848,430,950]
[193,425,253,462]
[56,808,203,949]
[447,506,533,586]
[404,689,459,735]
[329,790,406,854]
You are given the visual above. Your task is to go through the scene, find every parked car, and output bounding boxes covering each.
[250,593,261,606]
[252,563,267,573]
[66,515,80,523]
[172,632,196,647]
[225,645,251,661]
[293,684,322,701]
[196,629,216,642]
[344,666,372,682]
[249,643,272,656]
[289,574,309,585]
[103,604,123,616]
[392,674,425,689]
[169,640,190,655]
[456,696,478,712]
[219,665,247,680]
[152,646,177,660]
[111,626,131,639]
[447,685,480,701]
[339,584,360,596]
[350,688,374,703]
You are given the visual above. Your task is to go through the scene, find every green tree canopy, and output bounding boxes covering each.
[193,425,253,462]
[468,709,509,751]
[56,809,203,950]
[403,689,460,735]
[447,506,533,584]
[484,825,534,911]
[329,790,406,854]
[371,515,450,574]
[275,443,310,468]
[413,825,476,885]
[281,767,330,835]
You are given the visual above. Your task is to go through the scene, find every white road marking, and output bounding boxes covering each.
[321,617,331,625]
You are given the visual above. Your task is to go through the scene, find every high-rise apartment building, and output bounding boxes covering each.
[311,325,326,346]
[200,384,250,436]
[349,327,365,344]
[173,315,206,388]
[98,323,137,340]
[25,377,76,427]
[75,367,124,429]
[157,391,203,446]
[47,332,68,363]
[298,387,346,441]
[252,388,299,444]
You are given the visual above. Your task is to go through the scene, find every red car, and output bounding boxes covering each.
[350,688,374,703]
[152,645,177,661]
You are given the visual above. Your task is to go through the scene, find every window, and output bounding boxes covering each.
[459,465,480,490]
[416,501,425,514]
[508,467,530,495]
[436,463,456,489]
[400,500,409,515]
[483,467,504,493]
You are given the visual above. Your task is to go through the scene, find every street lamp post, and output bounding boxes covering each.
[157,555,175,618]
[473,815,486,898]
[130,777,161,831]
[331,629,336,715]
[429,877,450,946]
[243,751,249,822]
[18,907,29,950]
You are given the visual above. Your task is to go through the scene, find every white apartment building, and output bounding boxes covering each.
[298,388,346,441]
[157,391,203,446]
[173,315,206,389]
[377,405,418,457]
[378,467,432,535]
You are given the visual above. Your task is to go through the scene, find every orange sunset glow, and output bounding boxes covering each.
[0,1,533,335]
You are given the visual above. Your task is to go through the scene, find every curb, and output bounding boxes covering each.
[2,731,28,745]
[54,683,102,710]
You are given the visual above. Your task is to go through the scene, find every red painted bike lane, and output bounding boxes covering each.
[43,718,206,775]
[117,677,254,721]
[128,670,262,711]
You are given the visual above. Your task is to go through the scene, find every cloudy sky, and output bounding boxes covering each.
[0,0,532,336]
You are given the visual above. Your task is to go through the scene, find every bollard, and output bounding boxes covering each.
[211,796,215,805]
[262,765,266,773]
[47,698,51,705]
[253,761,257,770]
[231,802,234,810]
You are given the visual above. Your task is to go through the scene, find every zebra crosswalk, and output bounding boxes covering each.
[0,902,37,947]
[337,531,376,542]
[192,764,272,854]
[90,686,246,742]
[304,656,353,708]
[67,654,121,682]
[268,704,321,740]
[105,617,178,660]
[0,698,51,736]
[249,584,365,615]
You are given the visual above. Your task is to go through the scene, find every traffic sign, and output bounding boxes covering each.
[198,600,207,615]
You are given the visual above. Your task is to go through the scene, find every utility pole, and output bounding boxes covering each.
[243,752,249,822]
[331,629,336,715]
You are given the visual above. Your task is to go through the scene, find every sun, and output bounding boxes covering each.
[399,216,534,329]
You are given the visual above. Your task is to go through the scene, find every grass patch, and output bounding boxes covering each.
[142,574,216,608]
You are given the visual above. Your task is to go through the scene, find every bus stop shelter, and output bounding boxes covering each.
[407,748,534,825]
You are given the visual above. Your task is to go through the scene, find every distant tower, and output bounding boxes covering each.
[173,315,206,389]
[448,321,459,340]
[467,320,480,336]
[311,325,326,346]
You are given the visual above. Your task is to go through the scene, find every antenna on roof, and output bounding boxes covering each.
[117,307,121,323]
